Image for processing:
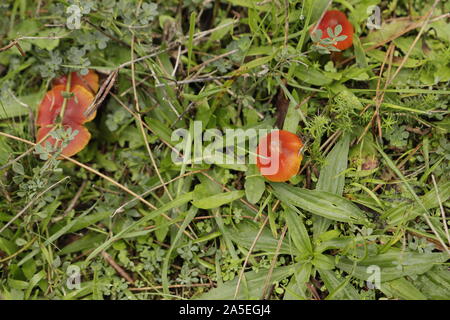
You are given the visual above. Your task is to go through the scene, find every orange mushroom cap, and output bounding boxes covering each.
[311,10,354,51]
[36,84,96,127]
[256,130,303,182]
[36,85,65,127]
[36,124,91,158]
[63,85,97,124]
[36,71,97,159]
[53,69,99,94]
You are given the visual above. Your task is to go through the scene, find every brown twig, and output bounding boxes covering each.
[101,251,134,284]
[261,223,288,299]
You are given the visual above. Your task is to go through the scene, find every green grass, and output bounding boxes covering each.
[0,0,449,300]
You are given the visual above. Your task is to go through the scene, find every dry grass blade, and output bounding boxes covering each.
[386,0,442,86]
[83,69,118,118]
[233,214,270,299]
[101,251,134,284]
[233,200,280,299]
[261,223,288,299]
[129,33,174,203]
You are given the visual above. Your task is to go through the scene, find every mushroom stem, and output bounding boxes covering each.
[58,72,72,126]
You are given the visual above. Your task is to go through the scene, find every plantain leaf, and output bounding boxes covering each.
[192,190,245,209]
[380,277,427,300]
[198,264,297,299]
[320,269,361,300]
[285,208,313,257]
[271,183,369,225]
[284,262,312,300]
[410,266,450,299]
[244,165,265,204]
[316,133,350,195]
[226,220,292,254]
[314,133,350,238]
[337,249,448,283]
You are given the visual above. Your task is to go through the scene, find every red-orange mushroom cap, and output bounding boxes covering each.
[256,130,303,182]
[52,69,99,94]
[36,124,91,158]
[311,10,354,51]
[36,84,96,127]
[63,85,97,124]
[36,74,97,158]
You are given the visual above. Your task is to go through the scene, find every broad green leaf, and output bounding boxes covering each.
[22,260,37,280]
[62,281,94,300]
[8,279,29,291]
[45,210,95,247]
[428,19,450,43]
[224,0,271,11]
[24,28,62,51]
[226,220,291,254]
[311,253,335,270]
[0,92,41,120]
[198,264,296,299]
[362,20,410,45]
[145,117,173,145]
[24,270,45,300]
[284,262,312,300]
[367,50,426,68]
[314,133,351,238]
[380,277,427,300]
[59,233,107,255]
[393,37,425,58]
[65,210,108,234]
[316,133,350,196]
[320,269,361,300]
[315,236,353,253]
[192,190,244,209]
[410,266,450,299]
[282,90,303,133]
[285,208,313,257]
[240,55,273,70]
[337,249,448,282]
[0,136,12,165]
[244,165,265,204]
[0,236,18,256]
[295,65,333,86]
[271,183,369,225]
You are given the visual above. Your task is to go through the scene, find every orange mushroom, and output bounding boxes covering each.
[310,10,354,51]
[36,124,91,158]
[256,130,303,182]
[36,85,97,126]
[52,69,99,93]
[36,70,98,158]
